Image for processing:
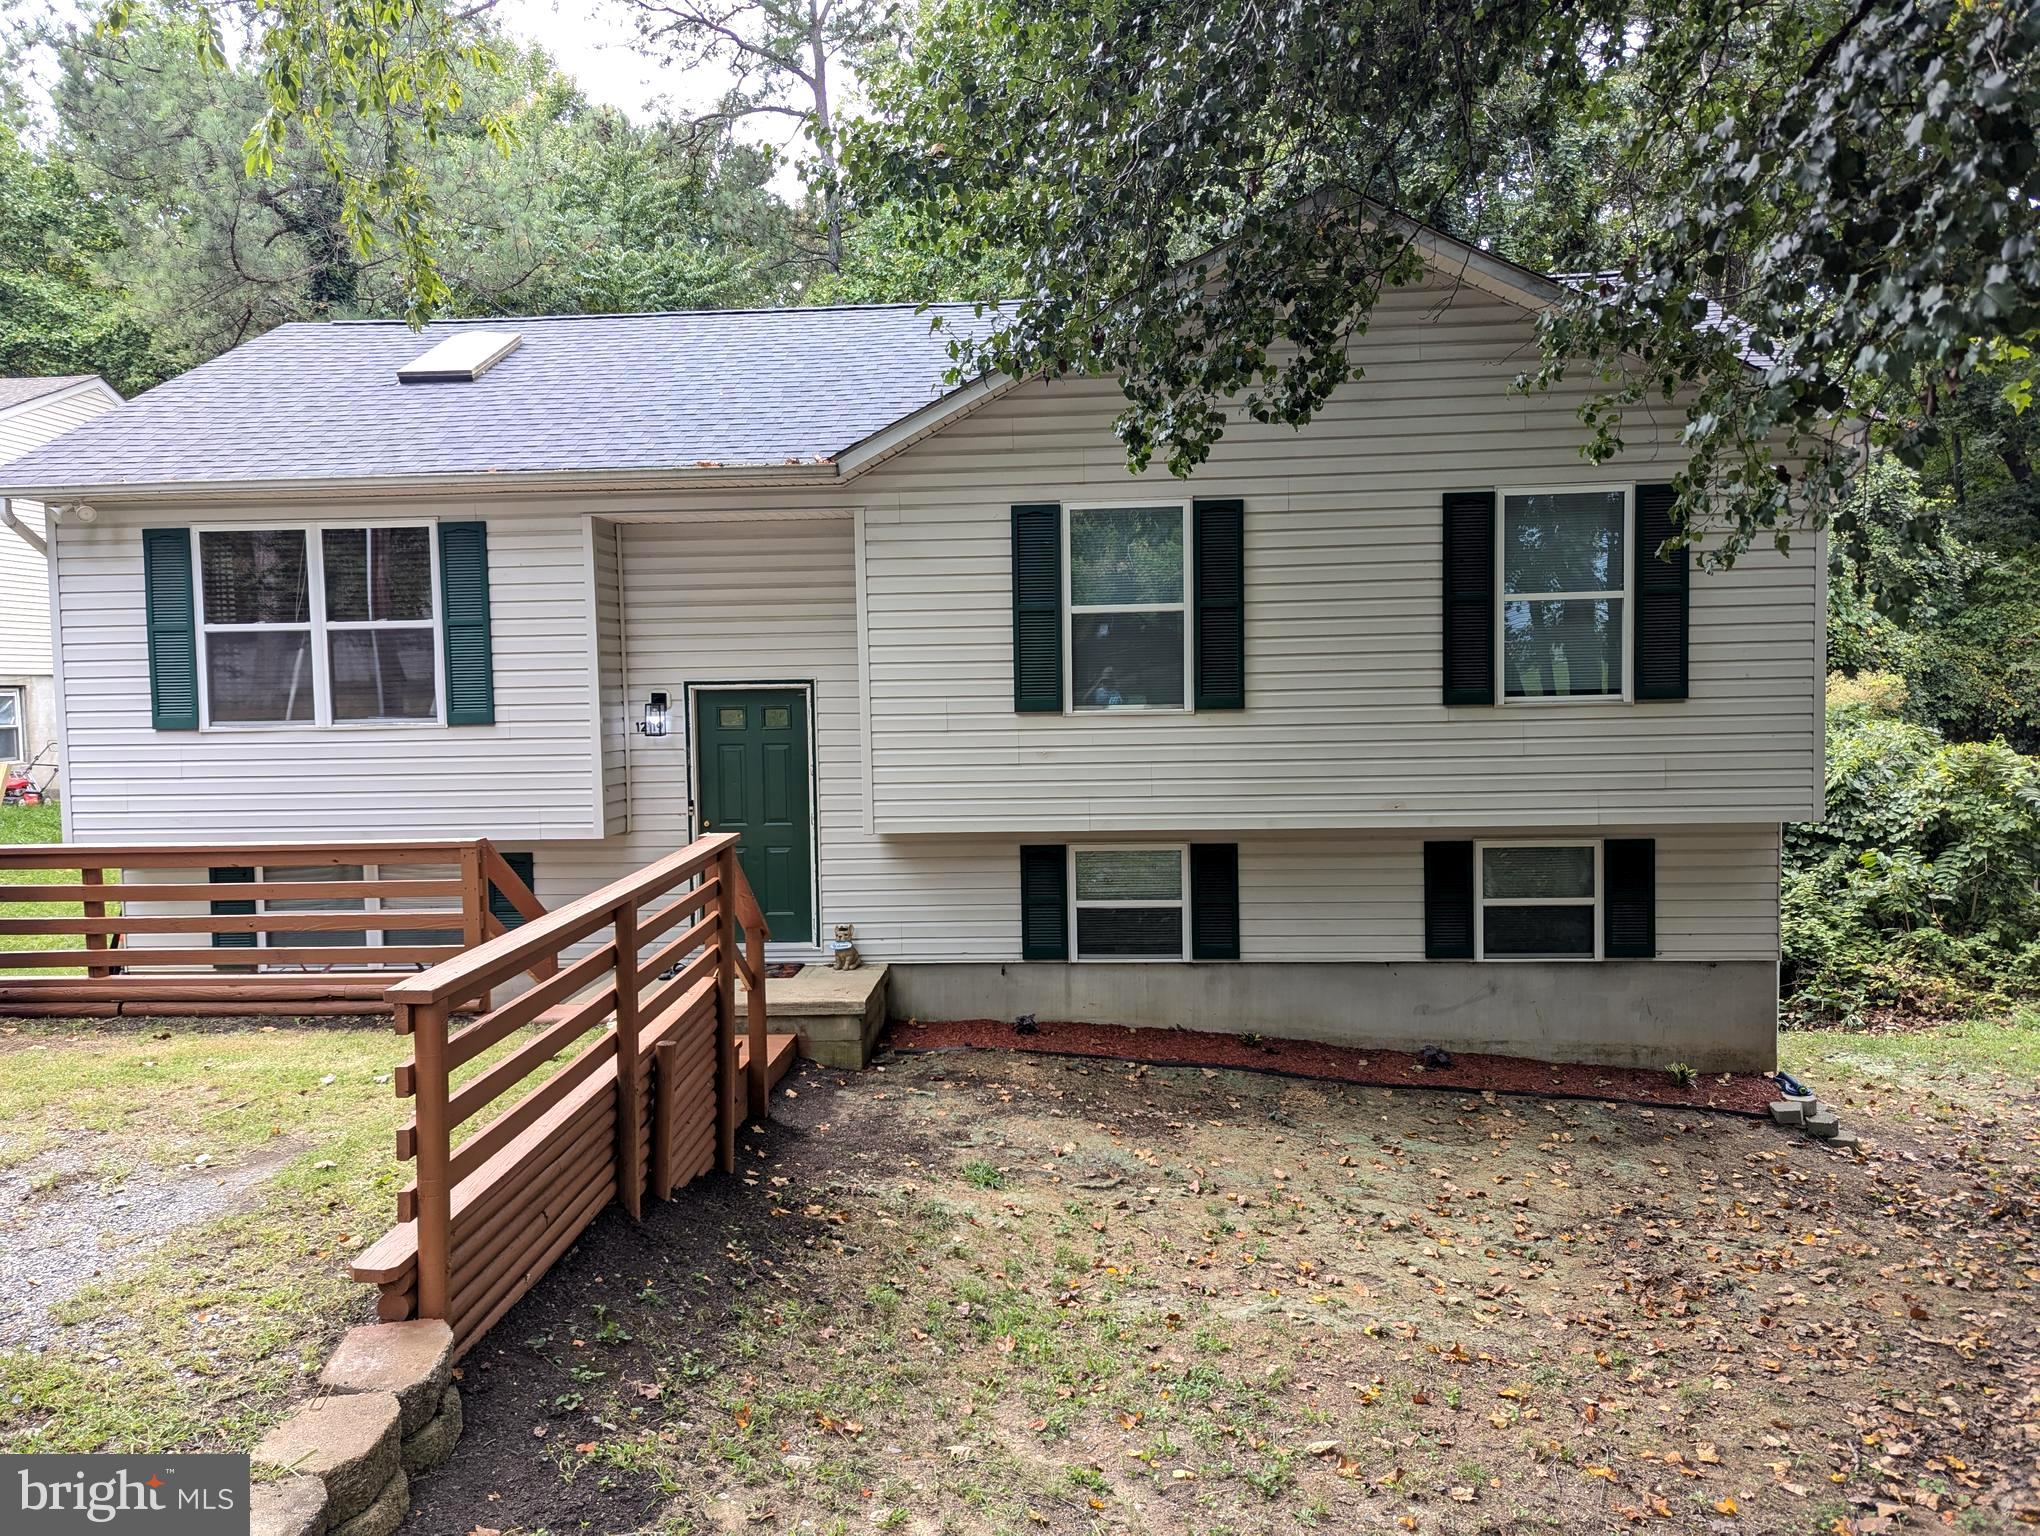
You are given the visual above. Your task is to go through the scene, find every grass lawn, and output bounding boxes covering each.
[4,1009,2037,1536]
[0,1023,410,1451]
[407,1012,2040,1536]
[0,801,94,973]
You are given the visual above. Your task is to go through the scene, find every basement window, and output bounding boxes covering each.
[1476,842,1601,960]
[1070,847,1188,960]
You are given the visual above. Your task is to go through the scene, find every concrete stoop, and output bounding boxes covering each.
[742,962,888,1069]
[253,1321,461,1536]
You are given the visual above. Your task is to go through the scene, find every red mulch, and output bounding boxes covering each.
[884,1017,1778,1117]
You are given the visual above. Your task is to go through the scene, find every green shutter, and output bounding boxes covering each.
[1441,491,1496,706]
[1189,843,1240,960]
[1423,841,1476,959]
[488,850,536,929]
[1192,499,1246,710]
[1019,844,1068,960]
[1634,485,1690,700]
[1603,839,1657,958]
[438,521,495,725]
[210,865,257,951]
[1012,504,1063,713]
[142,528,200,730]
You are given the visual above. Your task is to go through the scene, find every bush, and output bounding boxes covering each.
[1782,674,2040,1027]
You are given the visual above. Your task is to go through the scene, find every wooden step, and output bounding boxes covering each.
[736,1031,798,1090]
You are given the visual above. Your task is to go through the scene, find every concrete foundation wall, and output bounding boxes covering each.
[888,960,1779,1072]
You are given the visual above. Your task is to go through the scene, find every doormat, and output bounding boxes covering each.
[884,1017,1777,1117]
[765,962,804,979]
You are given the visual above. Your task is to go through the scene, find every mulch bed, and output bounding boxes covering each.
[885,1017,1779,1116]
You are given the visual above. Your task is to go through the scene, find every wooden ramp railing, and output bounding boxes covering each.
[0,839,547,1016]
[349,831,785,1353]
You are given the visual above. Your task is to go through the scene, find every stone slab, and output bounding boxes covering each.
[321,1320,454,1436]
[329,1470,407,1536]
[400,1386,463,1477]
[1803,1110,1841,1139]
[250,1475,329,1536]
[255,1392,401,1525]
[1769,1100,1804,1127]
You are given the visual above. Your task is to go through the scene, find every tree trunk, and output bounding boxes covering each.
[809,2,842,270]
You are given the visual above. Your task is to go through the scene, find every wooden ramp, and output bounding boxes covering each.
[349,833,789,1355]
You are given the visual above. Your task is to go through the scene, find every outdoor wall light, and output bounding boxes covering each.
[638,690,670,737]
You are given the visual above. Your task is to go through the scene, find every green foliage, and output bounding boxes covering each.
[32,14,802,372]
[1782,675,2040,1027]
[0,119,159,392]
[846,0,2040,567]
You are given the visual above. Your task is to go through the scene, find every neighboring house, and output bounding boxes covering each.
[0,229,1824,1070]
[0,375,126,795]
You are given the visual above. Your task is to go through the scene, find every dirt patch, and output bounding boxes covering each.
[892,1016,1778,1115]
[399,1046,2040,1535]
[0,1134,306,1349]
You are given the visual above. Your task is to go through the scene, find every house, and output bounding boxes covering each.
[0,230,1825,1071]
[0,375,124,793]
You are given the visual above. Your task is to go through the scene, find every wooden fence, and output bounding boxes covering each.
[0,839,547,1016]
[349,831,786,1353]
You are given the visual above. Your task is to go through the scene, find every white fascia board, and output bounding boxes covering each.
[833,372,1025,481]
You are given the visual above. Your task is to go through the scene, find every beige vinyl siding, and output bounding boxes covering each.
[51,497,605,842]
[854,279,1825,832]
[1236,826,1778,961]
[0,383,121,675]
[548,513,1779,966]
[543,515,1024,961]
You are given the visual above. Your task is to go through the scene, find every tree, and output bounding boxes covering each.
[843,0,2040,565]
[0,117,158,391]
[615,0,900,271]
[87,0,514,324]
[30,11,801,368]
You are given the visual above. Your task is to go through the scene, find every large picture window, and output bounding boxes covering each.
[196,525,441,726]
[1071,846,1188,959]
[1067,504,1190,710]
[1476,842,1600,959]
[1499,489,1629,700]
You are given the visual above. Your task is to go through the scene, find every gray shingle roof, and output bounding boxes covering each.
[0,375,97,414]
[0,308,990,496]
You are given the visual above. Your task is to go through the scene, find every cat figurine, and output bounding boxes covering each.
[830,922,862,970]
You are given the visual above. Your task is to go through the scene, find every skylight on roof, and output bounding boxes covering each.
[397,331,522,384]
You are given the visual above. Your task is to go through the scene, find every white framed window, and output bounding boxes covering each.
[1070,845,1188,960]
[1066,503,1191,712]
[1476,841,1601,960]
[0,687,22,763]
[1498,488,1631,701]
[195,524,442,727]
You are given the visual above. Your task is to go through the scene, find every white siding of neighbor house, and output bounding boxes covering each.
[850,278,1825,833]
[0,383,121,675]
[51,496,606,844]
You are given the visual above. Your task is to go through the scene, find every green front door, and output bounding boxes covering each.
[696,689,814,944]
